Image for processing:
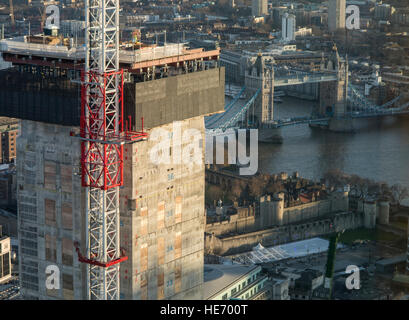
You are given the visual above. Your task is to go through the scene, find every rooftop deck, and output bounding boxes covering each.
[0,36,220,72]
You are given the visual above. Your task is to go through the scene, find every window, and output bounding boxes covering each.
[222,293,228,300]
[231,287,237,295]
[1,253,10,277]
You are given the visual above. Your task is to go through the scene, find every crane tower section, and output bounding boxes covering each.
[79,0,146,300]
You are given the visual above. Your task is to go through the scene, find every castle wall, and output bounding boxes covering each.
[205,211,364,256]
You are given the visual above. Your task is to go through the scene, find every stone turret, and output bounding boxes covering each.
[363,199,376,229]
[274,192,285,226]
[244,53,275,125]
[319,44,349,122]
[259,195,273,227]
[377,200,390,225]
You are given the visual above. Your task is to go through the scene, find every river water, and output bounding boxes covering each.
[257,96,409,188]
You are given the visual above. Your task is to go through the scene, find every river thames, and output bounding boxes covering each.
[258,96,409,188]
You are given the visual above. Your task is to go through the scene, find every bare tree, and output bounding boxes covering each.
[249,175,267,199]
[231,180,244,201]
[391,184,409,206]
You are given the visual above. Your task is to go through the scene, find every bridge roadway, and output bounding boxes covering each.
[205,86,247,129]
[274,73,337,87]
[205,68,409,132]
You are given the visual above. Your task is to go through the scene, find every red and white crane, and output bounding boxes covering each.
[75,0,147,300]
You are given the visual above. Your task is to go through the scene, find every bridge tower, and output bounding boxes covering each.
[319,45,348,118]
[244,53,274,127]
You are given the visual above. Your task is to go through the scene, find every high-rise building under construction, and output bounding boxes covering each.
[0,36,224,299]
[328,0,346,32]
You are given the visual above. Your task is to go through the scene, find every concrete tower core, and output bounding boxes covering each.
[328,0,346,32]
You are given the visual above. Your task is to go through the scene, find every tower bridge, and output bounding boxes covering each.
[206,46,409,140]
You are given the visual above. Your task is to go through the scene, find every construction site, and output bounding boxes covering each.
[0,1,224,300]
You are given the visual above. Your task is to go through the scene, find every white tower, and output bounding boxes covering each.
[282,13,296,42]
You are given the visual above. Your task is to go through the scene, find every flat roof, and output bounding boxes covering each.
[0,37,220,71]
[203,264,260,300]
[376,254,407,266]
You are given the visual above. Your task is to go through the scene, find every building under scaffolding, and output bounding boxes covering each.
[0,34,225,299]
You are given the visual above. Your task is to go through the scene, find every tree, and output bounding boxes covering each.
[231,180,244,201]
[265,180,283,195]
[206,185,224,206]
[324,169,344,188]
[248,175,267,199]
[391,184,409,206]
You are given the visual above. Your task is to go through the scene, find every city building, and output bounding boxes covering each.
[0,225,12,284]
[374,4,395,21]
[59,20,86,39]
[0,35,224,299]
[291,269,324,300]
[0,163,17,208]
[0,118,19,164]
[252,0,268,17]
[328,0,346,32]
[282,13,296,43]
[203,264,271,300]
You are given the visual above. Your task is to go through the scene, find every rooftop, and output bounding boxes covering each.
[203,264,260,300]
[0,36,220,72]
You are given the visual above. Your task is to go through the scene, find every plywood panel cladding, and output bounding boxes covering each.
[175,196,182,224]
[140,207,148,236]
[175,231,182,259]
[175,264,182,294]
[61,164,72,193]
[157,202,165,230]
[157,271,164,300]
[45,199,56,227]
[140,243,148,272]
[140,273,148,300]
[45,234,57,262]
[62,238,73,266]
[44,161,56,190]
[62,203,72,230]
[157,237,165,265]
